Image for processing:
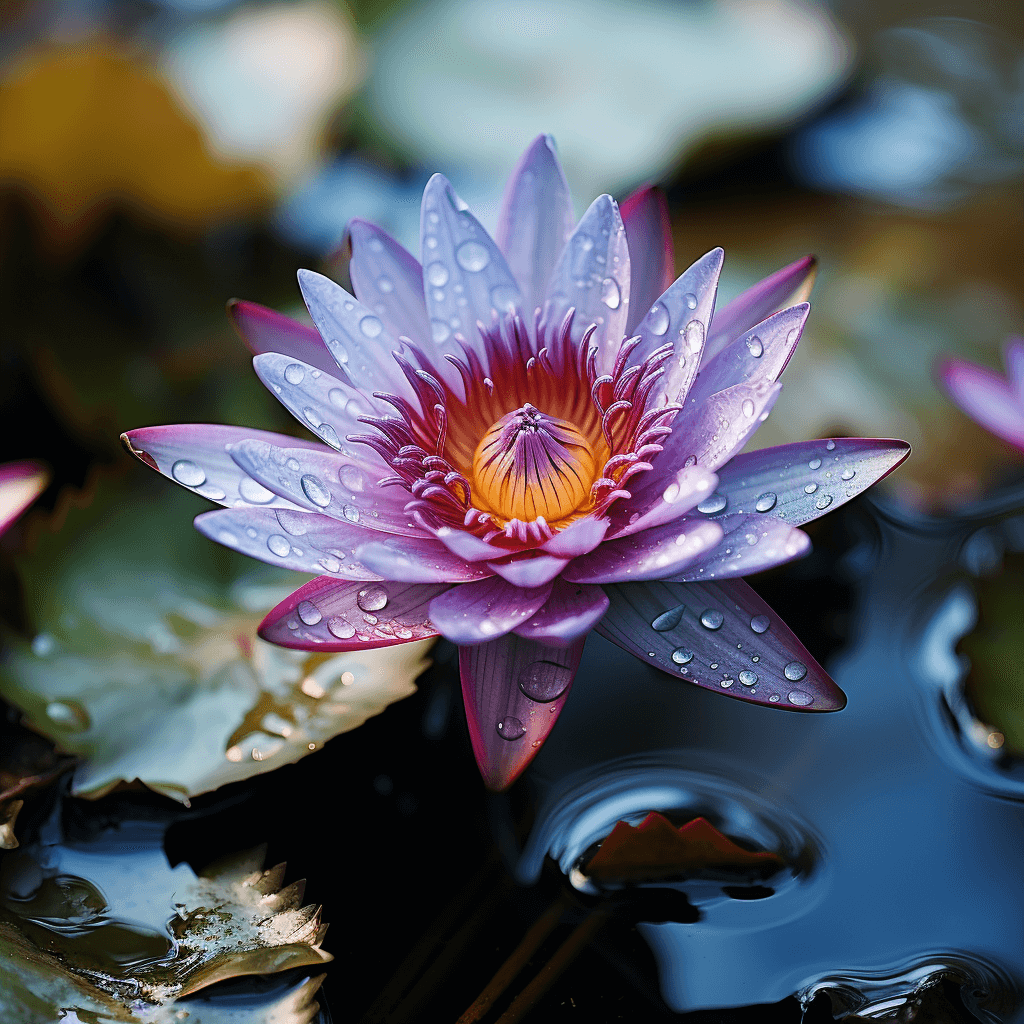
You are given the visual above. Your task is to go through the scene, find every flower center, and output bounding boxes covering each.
[471,404,597,524]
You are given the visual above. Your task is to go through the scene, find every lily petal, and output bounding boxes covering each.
[0,460,48,536]
[608,465,718,539]
[227,439,423,535]
[297,269,417,401]
[562,518,723,584]
[428,576,552,645]
[121,424,320,510]
[544,194,630,372]
[195,507,384,579]
[496,134,575,317]
[621,185,674,336]
[228,300,339,378]
[355,535,493,582]
[540,516,609,558]
[940,357,1024,450]
[1003,336,1024,398]
[705,255,817,363]
[486,553,569,587]
[259,576,448,651]
[347,218,431,344]
[420,173,522,365]
[460,633,585,790]
[596,578,846,711]
[512,579,609,647]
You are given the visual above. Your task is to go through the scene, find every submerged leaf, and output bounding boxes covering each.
[585,812,785,885]
[0,475,431,801]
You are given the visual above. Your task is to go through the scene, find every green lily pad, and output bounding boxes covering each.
[0,473,432,801]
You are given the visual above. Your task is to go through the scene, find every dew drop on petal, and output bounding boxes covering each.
[319,424,340,449]
[340,464,364,491]
[841,467,856,481]
[431,319,451,343]
[301,475,331,508]
[741,399,755,418]
[425,261,449,287]
[456,241,490,272]
[804,482,818,495]
[342,504,360,523]
[328,388,346,409]
[327,616,355,639]
[496,716,526,740]
[652,606,685,631]
[755,492,777,512]
[787,690,813,705]
[648,303,670,336]
[359,315,383,338]
[297,600,322,625]
[745,533,758,545]
[662,481,681,503]
[746,336,763,357]
[808,458,822,470]
[697,493,727,514]
[238,476,276,505]
[286,458,301,472]
[816,494,833,510]
[700,608,724,630]
[284,363,306,386]
[826,439,836,450]
[671,647,694,665]
[600,277,621,309]
[377,275,394,293]
[46,700,90,731]
[518,660,573,702]
[319,555,341,573]
[490,284,517,313]
[684,292,698,310]
[739,670,758,686]
[784,661,808,681]
[357,585,388,612]
[172,460,206,487]
[750,614,770,633]
[267,534,291,557]
[684,319,704,354]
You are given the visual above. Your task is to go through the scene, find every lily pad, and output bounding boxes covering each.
[0,474,432,801]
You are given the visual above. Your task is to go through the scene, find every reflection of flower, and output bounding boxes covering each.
[940,337,1024,451]
[0,461,47,537]
[123,135,909,790]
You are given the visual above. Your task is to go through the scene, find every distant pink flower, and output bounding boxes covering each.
[123,136,910,789]
[0,461,48,537]
[939,337,1024,451]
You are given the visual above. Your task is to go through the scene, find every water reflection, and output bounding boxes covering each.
[521,492,1024,1019]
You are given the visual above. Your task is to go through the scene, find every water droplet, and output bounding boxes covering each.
[700,608,724,630]
[284,363,306,386]
[841,467,855,481]
[297,600,322,625]
[804,482,818,495]
[359,315,383,338]
[786,327,800,345]
[787,690,813,706]
[750,614,770,633]
[684,319,704,354]
[172,460,206,487]
[826,439,836,451]
[720,678,734,688]
[745,533,758,545]
[784,661,808,681]
[32,633,54,657]
[652,606,685,631]
[745,336,763,357]
[377,275,394,293]
[431,319,451,343]
[425,261,449,287]
[456,240,490,272]
[490,284,517,313]
[286,457,301,471]
[328,388,346,408]
[648,303,670,335]
[301,475,331,508]
[816,494,833,510]
[662,481,681,503]
[671,647,694,665]
[319,555,341,573]
[600,277,620,309]
[45,700,90,731]
[342,505,360,523]
[755,492,777,512]
[267,534,291,557]
[346,397,368,419]
[518,660,573,702]
[319,424,340,448]
[217,529,237,545]
[739,670,758,686]
[340,464,364,491]
[328,616,355,639]
[741,399,755,418]
[496,716,525,740]
[808,458,822,471]
[697,493,727,515]
[357,585,388,612]
[684,292,698,310]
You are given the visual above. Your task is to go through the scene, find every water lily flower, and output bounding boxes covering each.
[939,337,1024,451]
[0,461,48,537]
[122,135,910,790]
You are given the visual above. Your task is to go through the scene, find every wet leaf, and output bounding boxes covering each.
[584,813,785,885]
[0,475,432,801]
[0,809,329,1021]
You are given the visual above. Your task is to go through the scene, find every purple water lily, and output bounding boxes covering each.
[122,135,910,790]
[940,337,1024,451]
[0,460,48,537]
